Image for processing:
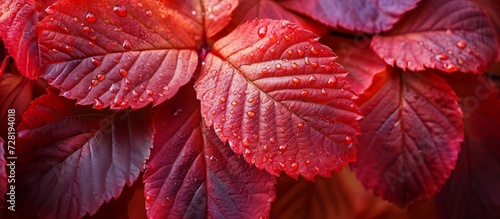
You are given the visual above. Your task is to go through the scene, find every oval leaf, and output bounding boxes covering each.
[279,0,420,33]
[144,84,276,218]
[436,73,500,219]
[352,69,463,206]
[16,90,154,219]
[38,1,199,110]
[195,19,361,180]
[371,0,497,73]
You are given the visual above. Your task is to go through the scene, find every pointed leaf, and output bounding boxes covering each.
[202,0,239,37]
[144,84,276,218]
[195,19,361,180]
[0,73,33,141]
[0,138,6,209]
[352,69,463,207]
[436,74,500,219]
[371,0,497,73]
[16,90,154,219]
[0,0,47,79]
[38,1,199,110]
[279,0,420,33]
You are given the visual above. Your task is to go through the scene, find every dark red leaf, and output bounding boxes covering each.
[371,0,497,73]
[0,138,6,209]
[16,90,154,219]
[219,0,328,38]
[0,0,47,79]
[144,84,276,218]
[0,73,33,141]
[352,69,463,207]
[38,0,200,110]
[323,35,386,95]
[203,0,238,37]
[196,19,361,180]
[470,0,500,61]
[436,73,500,219]
[279,0,420,33]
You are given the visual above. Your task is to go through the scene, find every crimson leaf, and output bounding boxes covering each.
[38,0,200,110]
[16,89,153,219]
[0,73,33,141]
[144,84,276,218]
[436,74,500,219]
[371,0,497,73]
[352,68,463,207]
[0,0,48,79]
[279,0,420,33]
[196,19,361,180]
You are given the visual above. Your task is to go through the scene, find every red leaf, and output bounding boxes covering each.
[16,90,154,219]
[279,0,420,33]
[144,84,276,218]
[0,0,50,79]
[323,35,386,95]
[219,0,327,37]
[0,73,33,141]
[352,69,464,207]
[0,138,6,209]
[371,0,497,73]
[436,74,500,219]
[203,0,238,37]
[470,0,500,61]
[196,19,361,180]
[38,1,199,110]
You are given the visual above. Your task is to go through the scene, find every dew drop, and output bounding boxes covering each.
[291,62,298,70]
[51,48,58,53]
[327,77,337,88]
[231,101,237,106]
[435,53,448,61]
[311,62,318,68]
[278,144,288,153]
[145,196,152,204]
[88,41,95,47]
[275,63,282,70]
[456,41,467,49]
[261,68,269,74]
[321,88,327,96]
[287,49,294,55]
[291,162,298,171]
[146,90,154,96]
[263,145,269,152]
[297,49,304,57]
[309,75,317,83]
[258,25,267,38]
[244,148,252,157]
[85,11,97,23]
[345,136,353,145]
[305,160,311,165]
[220,97,226,103]
[93,98,104,109]
[269,34,277,43]
[279,162,286,169]
[114,26,123,32]
[145,9,153,17]
[300,90,309,97]
[73,17,79,23]
[113,5,127,17]
[122,40,131,50]
[284,34,291,41]
[269,137,275,144]
[292,77,300,84]
[247,98,254,103]
[445,63,457,72]
[65,45,73,51]
[310,46,319,55]
[247,111,256,118]
[119,69,128,77]
[297,122,304,129]
[96,73,106,82]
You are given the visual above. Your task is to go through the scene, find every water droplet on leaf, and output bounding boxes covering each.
[85,11,97,23]
[113,5,127,17]
[258,25,267,38]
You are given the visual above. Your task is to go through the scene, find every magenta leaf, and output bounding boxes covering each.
[38,0,200,110]
[0,138,6,209]
[371,0,497,73]
[0,73,33,141]
[324,35,386,95]
[279,0,420,33]
[351,69,463,207]
[16,89,154,219]
[196,19,361,180]
[0,0,48,79]
[436,73,500,219]
[144,84,276,218]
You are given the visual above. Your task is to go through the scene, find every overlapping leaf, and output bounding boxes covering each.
[196,19,361,180]
[38,0,200,109]
[279,0,420,33]
[436,74,500,219]
[202,0,238,37]
[144,84,276,218]
[371,0,497,73]
[324,35,386,95]
[0,73,33,141]
[0,0,49,79]
[352,69,463,206]
[16,89,153,219]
